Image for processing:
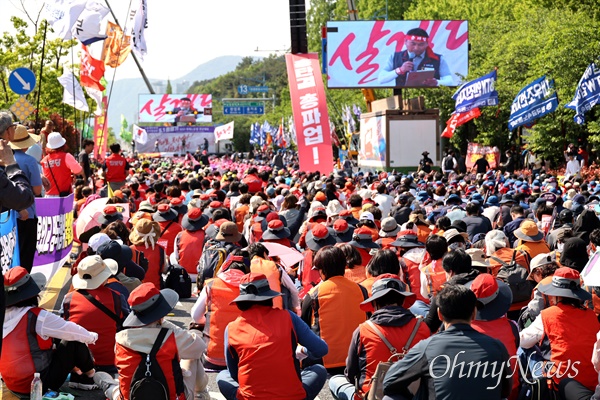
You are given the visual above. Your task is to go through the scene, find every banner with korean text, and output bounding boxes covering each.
[285,53,333,175]
[137,125,216,154]
[138,94,213,123]
[509,76,558,131]
[214,121,234,142]
[93,96,109,161]
[0,211,20,273]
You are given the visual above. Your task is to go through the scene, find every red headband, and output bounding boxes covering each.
[407,35,428,42]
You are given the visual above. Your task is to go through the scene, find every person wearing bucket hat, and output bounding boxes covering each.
[130,219,166,290]
[514,220,550,259]
[333,219,355,244]
[98,205,124,227]
[216,272,328,400]
[216,221,243,244]
[169,197,187,219]
[466,248,491,273]
[559,236,589,272]
[96,240,145,290]
[261,219,293,247]
[299,224,337,295]
[520,267,600,392]
[300,246,367,372]
[152,203,183,256]
[61,256,126,381]
[107,283,209,400]
[0,267,99,395]
[349,226,381,267]
[172,208,209,276]
[329,274,430,400]
[41,132,82,196]
[377,217,400,249]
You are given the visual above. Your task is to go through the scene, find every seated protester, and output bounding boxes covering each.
[337,243,365,284]
[299,224,337,298]
[0,267,99,395]
[248,203,271,244]
[424,249,480,333]
[79,205,123,244]
[514,220,551,259]
[391,230,427,308]
[152,203,183,257]
[216,273,328,400]
[358,211,380,242]
[466,274,520,400]
[520,253,559,326]
[348,226,381,267]
[96,240,143,297]
[329,274,430,400]
[129,200,154,228]
[463,201,493,241]
[377,217,401,249]
[261,218,295,248]
[62,256,128,377]
[443,227,468,251]
[359,249,403,297]
[520,268,600,395]
[408,210,432,244]
[298,207,328,249]
[170,197,187,224]
[172,208,209,277]
[559,236,589,272]
[190,250,250,369]
[485,229,530,276]
[93,283,209,400]
[332,218,355,245]
[419,234,449,303]
[301,246,368,373]
[248,242,299,312]
[129,219,167,290]
[383,285,512,399]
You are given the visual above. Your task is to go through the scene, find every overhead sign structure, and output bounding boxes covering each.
[237,85,269,95]
[10,96,35,121]
[8,68,36,95]
[223,101,265,115]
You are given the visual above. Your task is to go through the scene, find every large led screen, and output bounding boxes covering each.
[138,94,213,123]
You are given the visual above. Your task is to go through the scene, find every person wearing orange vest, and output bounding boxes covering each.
[61,256,127,382]
[329,274,430,399]
[153,203,184,257]
[514,220,551,259]
[419,233,450,303]
[299,224,337,298]
[103,143,129,193]
[337,243,366,284]
[190,251,250,369]
[301,246,368,372]
[520,267,600,394]
[467,273,520,400]
[41,132,82,196]
[363,249,403,295]
[348,226,381,267]
[172,208,209,276]
[129,219,167,290]
[216,273,328,400]
[377,217,400,249]
[0,267,98,396]
[92,283,209,400]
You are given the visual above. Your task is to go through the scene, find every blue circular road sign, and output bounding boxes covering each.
[8,68,36,95]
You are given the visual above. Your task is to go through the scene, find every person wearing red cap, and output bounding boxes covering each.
[152,203,183,257]
[248,203,271,244]
[329,274,430,400]
[172,208,209,276]
[261,218,294,248]
[301,246,368,372]
[299,224,337,298]
[0,267,98,395]
[217,273,328,400]
[348,226,381,267]
[520,267,600,395]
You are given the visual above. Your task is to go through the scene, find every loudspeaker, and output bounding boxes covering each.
[289,0,308,54]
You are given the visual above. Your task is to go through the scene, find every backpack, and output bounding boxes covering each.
[443,155,454,171]
[359,318,423,400]
[130,328,170,400]
[197,240,233,291]
[164,265,192,299]
[491,251,533,304]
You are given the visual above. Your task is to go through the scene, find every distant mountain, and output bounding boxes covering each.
[105,55,245,139]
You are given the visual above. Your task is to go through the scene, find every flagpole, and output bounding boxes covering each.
[34,21,48,131]
[104,0,155,94]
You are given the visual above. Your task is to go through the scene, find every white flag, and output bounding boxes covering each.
[72,0,109,45]
[214,121,234,142]
[129,0,148,60]
[84,86,103,116]
[133,124,148,145]
[44,0,88,40]
[58,70,89,112]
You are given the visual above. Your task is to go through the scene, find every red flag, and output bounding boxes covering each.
[441,108,481,138]
[80,45,106,91]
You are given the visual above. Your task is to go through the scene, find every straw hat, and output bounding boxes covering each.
[9,124,40,150]
[129,219,161,249]
[514,220,544,242]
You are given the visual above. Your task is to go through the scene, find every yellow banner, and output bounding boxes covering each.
[101,21,132,68]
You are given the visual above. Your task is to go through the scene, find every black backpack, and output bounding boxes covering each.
[164,265,192,299]
[491,251,534,304]
[197,240,235,291]
[443,155,454,170]
[130,328,171,400]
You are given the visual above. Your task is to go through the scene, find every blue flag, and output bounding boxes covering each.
[452,70,498,114]
[566,63,600,124]
[249,122,259,145]
[508,76,559,131]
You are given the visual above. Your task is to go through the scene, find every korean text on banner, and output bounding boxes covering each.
[33,194,75,279]
[452,70,498,114]
[285,53,333,175]
[466,142,500,169]
[566,63,600,125]
[93,96,108,162]
[509,76,558,131]
[214,121,234,142]
[0,210,20,273]
[441,108,481,138]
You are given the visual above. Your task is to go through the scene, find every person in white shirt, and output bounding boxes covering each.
[565,154,581,179]
[373,183,395,218]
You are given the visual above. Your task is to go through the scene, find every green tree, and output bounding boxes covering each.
[166,78,173,94]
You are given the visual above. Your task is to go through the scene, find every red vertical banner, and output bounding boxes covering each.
[93,96,108,162]
[285,53,333,175]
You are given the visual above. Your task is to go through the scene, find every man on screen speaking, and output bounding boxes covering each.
[378,28,454,87]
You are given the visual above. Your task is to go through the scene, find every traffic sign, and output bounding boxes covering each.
[223,101,264,107]
[8,68,36,95]
[9,96,35,121]
[223,105,265,115]
[237,85,269,95]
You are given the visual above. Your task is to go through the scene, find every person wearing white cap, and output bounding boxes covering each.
[41,132,82,197]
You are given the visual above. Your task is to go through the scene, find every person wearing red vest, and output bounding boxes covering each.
[248,204,270,244]
[153,203,184,257]
[129,219,166,290]
[61,255,127,381]
[190,251,250,369]
[300,224,337,299]
[520,267,600,394]
[377,217,400,249]
[216,273,328,400]
[348,226,381,267]
[93,283,209,400]
[241,167,262,194]
[103,143,129,192]
[172,208,209,276]
[329,274,430,399]
[301,246,368,372]
[261,218,295,247]
[41,132,82,196]
[0,267,98,395]
[467,273,520,400]
[392,230,427,300]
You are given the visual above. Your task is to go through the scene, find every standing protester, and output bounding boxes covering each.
[417,151,433,174]
[103,143,129,193]
[41,132,82,196]
[78,139,94,183]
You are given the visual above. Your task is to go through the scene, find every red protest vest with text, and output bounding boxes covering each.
[0,308,52,394]
[227,306,305,400]
[131,244,163,290]
[176,229,205,275]
[300,249,322,299]
[203,278,241,366]
[401,257,429,304]
[115,330,183,400]
[241,174,262,194]
[41,152,72,195]
[540,303,600,390]
[250,257,283,309]
[105,153,128,182]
